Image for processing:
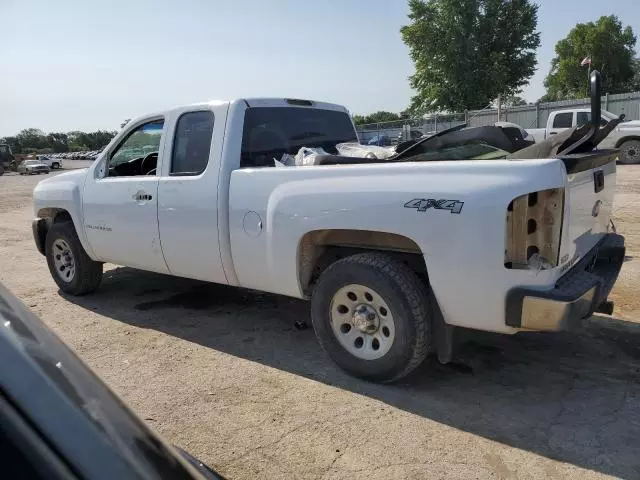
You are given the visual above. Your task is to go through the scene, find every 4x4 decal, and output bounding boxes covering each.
[404,198,464,214]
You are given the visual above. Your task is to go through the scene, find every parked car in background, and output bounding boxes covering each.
[0,282,224,480]
[526,108,640,163]
[18,159,50,175]
[36,155,62,169]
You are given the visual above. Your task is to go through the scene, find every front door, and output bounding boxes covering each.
[82,118,169,273]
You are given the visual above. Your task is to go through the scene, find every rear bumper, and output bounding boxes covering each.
[506,233,625,331]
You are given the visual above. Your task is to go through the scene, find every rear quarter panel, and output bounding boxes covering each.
[229,159,567,333]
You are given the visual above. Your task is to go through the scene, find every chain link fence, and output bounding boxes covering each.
[356,113,466,145]
[356,91,640,144]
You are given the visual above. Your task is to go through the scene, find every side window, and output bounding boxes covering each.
[107,120,164,177]
[576,112,608,127]
[576,112,590,127]
[552,112,573,129]
[170,111,214,176]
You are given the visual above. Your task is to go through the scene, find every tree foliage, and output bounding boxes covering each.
[1,128,117,154]
[503,95,528,107]
[401,0,540,113]
[628,57,640,92]
[352,111,402,125]
[543,15,637,101]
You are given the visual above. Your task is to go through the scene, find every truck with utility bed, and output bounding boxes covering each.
[32,72,625,382]
[527,107,640,163]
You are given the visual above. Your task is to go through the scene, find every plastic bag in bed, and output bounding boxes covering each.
[335,142,395,159]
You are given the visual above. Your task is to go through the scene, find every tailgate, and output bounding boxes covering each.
[560,152,617,266]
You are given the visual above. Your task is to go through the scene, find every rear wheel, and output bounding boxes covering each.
[46,221,103,295]
[311,252,431,383]
[618,139,640,164]
[52,162,60,169]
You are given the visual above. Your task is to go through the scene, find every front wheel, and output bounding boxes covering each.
[618,139,640,164]
[46,221,103,295]
[52,162,60,169]
[311,253,432,383]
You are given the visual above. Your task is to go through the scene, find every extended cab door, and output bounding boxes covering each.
[82,118,169,273]
[156,104,229,283]
[548,111,574,136]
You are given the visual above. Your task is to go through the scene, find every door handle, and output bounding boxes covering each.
[549,132,557,135]
[133,192,153,201]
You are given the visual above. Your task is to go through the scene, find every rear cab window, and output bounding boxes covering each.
[240,107,358,168]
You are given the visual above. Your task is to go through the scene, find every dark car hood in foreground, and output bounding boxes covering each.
[0,283,223,480]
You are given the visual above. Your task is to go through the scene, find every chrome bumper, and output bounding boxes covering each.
[506,234,625,331]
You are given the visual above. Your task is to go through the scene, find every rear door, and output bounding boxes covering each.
[548,111,574,136]
[156,104,229,283]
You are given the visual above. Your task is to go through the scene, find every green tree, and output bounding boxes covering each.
[47,133,69,153]
[352,111,402,125]
[625,57,640,91]
[16,128,47,152]
[401,0,540,113]
[543,15,636,101]
[503,95,528,107]
[2,128,116,154]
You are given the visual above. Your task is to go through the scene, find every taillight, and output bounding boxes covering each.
[505,188,564,270]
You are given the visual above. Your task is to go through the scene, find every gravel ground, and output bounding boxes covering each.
[1,165,640,480]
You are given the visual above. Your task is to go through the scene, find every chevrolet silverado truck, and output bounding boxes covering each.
[32,72,625,382]
[527,107,640,163]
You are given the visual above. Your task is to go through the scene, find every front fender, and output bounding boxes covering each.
[33,169,96,259]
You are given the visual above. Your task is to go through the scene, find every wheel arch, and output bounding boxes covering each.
[35,207,96,260]
[614,136,640,148]
[297,229,428,295]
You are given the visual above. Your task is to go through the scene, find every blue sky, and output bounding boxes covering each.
[1,0,639,136]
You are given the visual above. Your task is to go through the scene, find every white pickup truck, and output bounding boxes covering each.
[32,75,625,382]
[36,155,63,170]
[527,108,640,163]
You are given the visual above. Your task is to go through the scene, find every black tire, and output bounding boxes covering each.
[311,252,432,383]
[52,162,60,169]
[618,139,640,164]
[46,221,103,295]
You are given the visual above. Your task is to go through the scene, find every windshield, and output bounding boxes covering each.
[240,107,357,168]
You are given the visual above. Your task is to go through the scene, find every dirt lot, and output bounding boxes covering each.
[1,166,640,480]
